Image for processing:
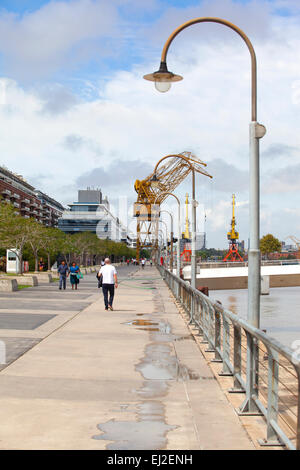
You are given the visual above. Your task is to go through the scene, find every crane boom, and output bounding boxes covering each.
[134,151,212,262]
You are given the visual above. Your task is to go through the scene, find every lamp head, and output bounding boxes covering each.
[143,61,183,93]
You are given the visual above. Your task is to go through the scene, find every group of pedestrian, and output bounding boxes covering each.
[57,261,81,290]
[57,257,118,311]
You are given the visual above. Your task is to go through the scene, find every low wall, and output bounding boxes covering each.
[196,274,300,290]
[0,279,18,291]
[24,273,52,283]
[0,276,38,287]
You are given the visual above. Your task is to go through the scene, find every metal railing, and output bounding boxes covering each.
[158,264,300,450]
[194,259,300,269]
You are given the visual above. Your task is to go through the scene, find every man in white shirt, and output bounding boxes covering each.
[99,258,118,311]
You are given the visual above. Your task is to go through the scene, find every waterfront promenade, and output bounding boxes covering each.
[0,267,254,450]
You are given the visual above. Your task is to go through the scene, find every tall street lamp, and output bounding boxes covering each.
[151,153,209,289]
[144,17,266,414]
[154,191,181,277]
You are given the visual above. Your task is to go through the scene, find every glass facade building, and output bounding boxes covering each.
[58,189,124,241]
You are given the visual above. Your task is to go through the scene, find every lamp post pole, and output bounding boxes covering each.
[160,210,174,272]
[152,154,199,289]
[160,219,169,267]
[154,192,181,277]
[144,17,266,414]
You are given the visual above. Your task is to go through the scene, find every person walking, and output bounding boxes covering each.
[141,258,146,269]
[99,258,118,311]
[70,262,80,290]
[57,260,69,290]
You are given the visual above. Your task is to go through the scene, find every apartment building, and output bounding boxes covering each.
[0,166,64,226]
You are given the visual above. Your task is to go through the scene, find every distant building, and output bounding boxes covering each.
[0,166,64,226]
[196,233,206,251]
[58,188,127,242]
[238,240,245,252]
[35,190,65,227]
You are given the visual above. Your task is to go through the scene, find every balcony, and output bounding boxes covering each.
[2,188,11,195]
[13,202,20,208]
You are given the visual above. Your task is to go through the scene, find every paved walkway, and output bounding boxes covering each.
[0,267,254,449]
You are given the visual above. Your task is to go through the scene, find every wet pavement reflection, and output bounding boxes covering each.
[93,285,200,449]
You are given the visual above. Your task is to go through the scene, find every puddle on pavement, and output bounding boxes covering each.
[174,335,195,342]
[136,342,200,381]
[93,289,198,449]
[127,319,159,327]
[93,416,176,450]
[137,327,160,332]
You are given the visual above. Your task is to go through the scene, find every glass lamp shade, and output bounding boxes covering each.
[154,81,171,93]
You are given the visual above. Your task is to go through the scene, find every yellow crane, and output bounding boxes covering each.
[134,151,211,262]
[223,194,243,262]
[287,236,300,259]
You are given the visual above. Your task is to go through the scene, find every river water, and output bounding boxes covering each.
[210,286,300,349]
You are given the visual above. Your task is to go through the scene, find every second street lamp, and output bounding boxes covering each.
[154,191,181,277]
[160,209,174,271]
[151,153,207,290]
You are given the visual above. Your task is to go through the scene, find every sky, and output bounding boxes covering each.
[0,0,300,248]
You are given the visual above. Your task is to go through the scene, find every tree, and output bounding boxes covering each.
[260,234,281,259]
[27,220,49,272]
[0,202,33,273]
[40,227,66,271]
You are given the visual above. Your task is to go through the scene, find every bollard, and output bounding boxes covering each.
[261,275,270,295]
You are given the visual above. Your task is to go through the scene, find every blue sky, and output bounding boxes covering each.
[0,0,299,247]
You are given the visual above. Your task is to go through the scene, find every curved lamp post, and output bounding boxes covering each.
[151,153,201,289]
[144,17,266,415]
[154,192,181,277]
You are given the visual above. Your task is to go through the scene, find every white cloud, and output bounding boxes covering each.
[0,0,119,79]
[0,0,299,248]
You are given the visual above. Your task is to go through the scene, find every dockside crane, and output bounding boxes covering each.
[134,151,212,263]
[223,194,243,262]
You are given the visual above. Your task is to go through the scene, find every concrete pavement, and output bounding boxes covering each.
[0,267,254,450]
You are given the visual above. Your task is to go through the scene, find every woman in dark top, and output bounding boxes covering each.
[69,262,80,290]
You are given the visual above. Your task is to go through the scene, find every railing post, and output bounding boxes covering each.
[229,324,245,393]
[219,314,233,376]
[211,309,222,363]
[204,302,216,353]
[190,292,195,324]
[238,332,262,415]
[258,348,284,446]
